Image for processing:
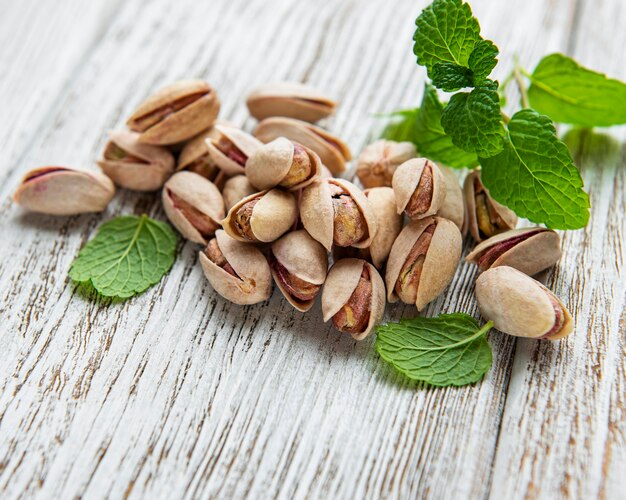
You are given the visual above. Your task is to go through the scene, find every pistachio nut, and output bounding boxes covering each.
[320,165,333,179]
[463,169,518,241]
[246,82,336,123]
[386,216,462,310]
[356,140,417,188]
[300,178,377,251]
[246,137,322,191]
[475,266,573,340]
[436,166,465,231]
[222,175,256,212]
[362,187,403,268]
[97,130,175,191]
[222,189,297,243]
[321,258,385,340]
[176,123,229,187]
[466,227,561,276]
[199,229,272,305]
[162,171,225,244]
[127,80,220,145]
[269,230,328,311]
[13,166,115,215]
[392,158,446,220]
[254,117,351,175]
[206,124,263,176]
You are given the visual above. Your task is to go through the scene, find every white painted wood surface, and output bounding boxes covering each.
[0,0,624,498]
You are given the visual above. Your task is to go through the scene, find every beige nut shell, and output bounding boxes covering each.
[475,266,573,339]
[364,187,403,268]
[222,175,256,212]
[162,171,225,244]
[322,258,386,340]
[271,230,328,311]
[385,217,462,310]
[199,230,272,305]
[392,158,446,219]
[437,166,465,231]
[246,137,322,191]
[206,125,263,176]
[177,124,223,171]
[356,139,417,189]
[466,228,561,276]
[222,189,297,243]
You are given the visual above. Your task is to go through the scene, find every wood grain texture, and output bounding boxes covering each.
[0,0,624,499]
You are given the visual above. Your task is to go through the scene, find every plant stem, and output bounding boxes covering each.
[501,111,511,124]
[513,55,530,108]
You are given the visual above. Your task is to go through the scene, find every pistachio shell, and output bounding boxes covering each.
[246,137,321,191]
[385,216,462,310]
[475,266,573,340]
[392,158,446,219]
[222,175,256,212]
[436,166,465,231]
[206,125,263,176]
[162,171,225,244]
[356,140,416,188]
[97,130,175,191]
[253,117,351,175]
[13,166,115,215]
[363,187,403,268]
[246,82,336,122]
[176,123,232,185]
[127,80,220,145]
[322,258,385,340]
[199,230,272,305]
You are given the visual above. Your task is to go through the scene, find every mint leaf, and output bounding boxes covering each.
[480,109,590,229]
[441,85,505,157]
[69,215,177,299]
[382,109,421,143]
[431,63,474,91]
[376,313,493,387]
[468,40,499,83]
[413,0,481,81]
[528,53,626,127]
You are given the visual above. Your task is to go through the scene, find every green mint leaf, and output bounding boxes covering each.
[480,109,590,229]
[69,215,177,299]
[376,313,493,387]
[527,53,626,127]
[382,108,421,143]
[413,0,481,81]
[441,85,505,157]
[431,62,474,91]
[468,40,499,83]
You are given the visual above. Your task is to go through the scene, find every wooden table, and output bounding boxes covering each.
[1,0,624,498]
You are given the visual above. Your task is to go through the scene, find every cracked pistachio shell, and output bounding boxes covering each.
[466,227,561,276]
[253,117,351,175]
[270,230,328,311]
[246,82,336,123]
[320,165,333,179]
[127,80,220,145]
[356,140,417,188]
[97,130,175,191]
[162,171,225,244]
[436,166,465,231]
[385,216,462,310]
[463,169,518,242]
[322,258,385,340]
[222,175,256,212]
[392,158,446,219]
[199,230,272,305]
[363,187,403,268]
[222,189,297,243]
[206,125,263,176]
[13,166,115,215]
[300,178,377,252]
[246,137,321,191]
[476,266,573,340]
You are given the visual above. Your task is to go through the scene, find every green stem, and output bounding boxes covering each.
[513,55,530,109]
[501,111,511,124]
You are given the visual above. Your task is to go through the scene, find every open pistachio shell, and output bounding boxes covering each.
[127,80,220,145]
[246,137,321,191]
[385,216,462,310]
[176,122,231,187]
[475,266,573,340]
[246,82,336,122]
[270,230,328,311]
[13,166,115,215]
[222,175,256,212]
[162,171,225,244]
[466,227,561,276]
[363,187,403,268]
[392,158,446,220]
[322,258,385,340]
[199,230,272,305]
[356,140,417,188]
[253,117,351,175]
[463,169,518,242]
[300,178,377,251]
[206,124,263,176]
[222,189,297,243]
[436,166,465,231]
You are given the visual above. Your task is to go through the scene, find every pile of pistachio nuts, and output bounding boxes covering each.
[12,80,573,341]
